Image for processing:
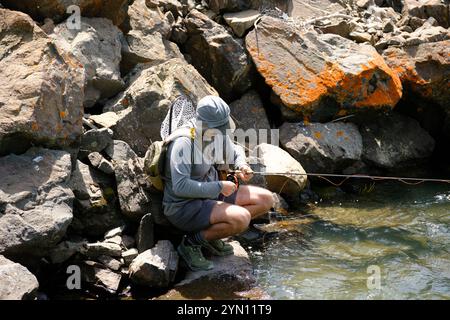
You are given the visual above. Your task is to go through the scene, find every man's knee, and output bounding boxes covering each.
[230,208,251,233]
[259,189,274,211]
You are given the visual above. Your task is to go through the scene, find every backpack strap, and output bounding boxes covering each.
[158,127,196,181]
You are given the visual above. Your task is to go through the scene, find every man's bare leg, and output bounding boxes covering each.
[235,185,274,219]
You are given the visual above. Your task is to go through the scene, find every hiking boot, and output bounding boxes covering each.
[177,237,214,271]
[201,239,234,256]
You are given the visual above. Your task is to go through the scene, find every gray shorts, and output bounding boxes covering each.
[166,191,238,233]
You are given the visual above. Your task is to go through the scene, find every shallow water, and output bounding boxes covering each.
[251,182,450,299]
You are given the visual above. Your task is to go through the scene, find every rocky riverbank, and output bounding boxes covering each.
[0,0,449,299]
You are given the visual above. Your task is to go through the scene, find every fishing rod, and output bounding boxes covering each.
[230,170,450,186]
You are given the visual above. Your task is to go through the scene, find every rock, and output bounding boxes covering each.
[105,140,137,162]
[223,9,260,37]
[146,0,188,18]
[122,248,139,265]
[48,240,88,264]
[121,235,136,249]
[360,113,435,168]
[104,59,217,155]
[317,20,352,39]
[136,213,155,253]
[104,226,126,239]
[383,20,395,33]
[402,0,449,28]
[279,122,363,173]
[356,0,374,9]
[121,0,182,74]
[0,255,39,300]
[87,152,115,175]
[129,240,178,287]
[407,25,450,45]
[349,31,373,43]
[88,112,121,129]
[85,242,122,258]
[248,143,307,204]
[81,261,122,294]
[229,90,271,152]
[0,9,84,156]
[207,0,251,13]
[112,144,152,220]
[105,235,123,245]
[290,0,345,20]
[52,17,124,107]
[383,40,450,109]
[0,148,73,258]
[80,128,113,156]
[1,0,129,27]
[183,9,252,99]
[246,16,402,121]
[161,241,254,299]
[97,255,123,271]
[70,160,124,237]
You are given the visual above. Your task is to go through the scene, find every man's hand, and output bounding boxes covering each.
[221,181,237,197]
[238,165,254,182]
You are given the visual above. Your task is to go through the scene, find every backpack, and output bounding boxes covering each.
[144,127,195,192]
[144,95,196,192]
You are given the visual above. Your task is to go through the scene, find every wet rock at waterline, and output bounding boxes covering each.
[383,40,450,109]
[279,122,363,173]
[0,148,73,258]
[246,16,402,120]
[104,58,217,155]
[52,17,125,108]
[248,143,307,204]
[129,240,178,288]
[0,9,85,156]
[70,160,125,237]
[160,241,254,299]
[0,255,39,300]
[360,113,435,168]
[1,0,129,27]
[183,9,252,99]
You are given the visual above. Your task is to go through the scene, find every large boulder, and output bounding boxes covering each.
[0,148,73,258]
[360,113,435,168]
[106,140,151,220]
[208,0,292,13]
[121,0,182,74]
[248,143,307,204]
[246,16,403,121]
[383,40,450,109]
[402,0,450,28]
[70,160,125,237]
[0,255,39,300]
[0,9,85,156]
[1,0,129,27]
[279,122,363,173]
[129,240,178,287]
[229,90,271,152]
[290,0,345,20]
[52,17,124,108]
[183,9,252,100]
[104,58,217,155]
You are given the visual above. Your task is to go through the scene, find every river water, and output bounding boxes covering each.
[251,182,450,299]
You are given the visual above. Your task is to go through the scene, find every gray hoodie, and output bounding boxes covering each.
[162,132,246,217]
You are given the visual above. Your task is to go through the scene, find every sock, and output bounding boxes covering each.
[186,232,205,246]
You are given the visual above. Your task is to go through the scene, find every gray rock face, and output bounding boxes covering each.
[248,143,307,204]
[0,148,73,257]
[81,260,122,294]
[0,255,39,300]
[136,213,155,253]
[87,152,115,175]
[229,90,271,152]
[402,0,450,28]
[70,160,124,237]
[129,240,178,287]
[121,0,183,74]
[80,128,113,156]
[104,59,217,155]
[223,9,260,37]
[105,140,151,220]
[280,122,363,173]
[0,9,85,156]
[52,17,124,107]
[183,9,252,100]
[1,0,129,26]
[360,113,435,168]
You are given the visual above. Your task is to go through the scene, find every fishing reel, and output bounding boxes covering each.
[226,173,239,189]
